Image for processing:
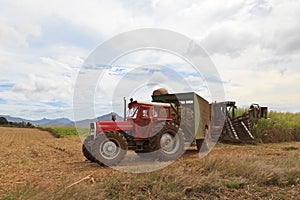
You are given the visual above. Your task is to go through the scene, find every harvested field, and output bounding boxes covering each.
[0,127,299,199]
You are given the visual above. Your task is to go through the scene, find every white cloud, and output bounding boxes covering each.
[0,0,299,120]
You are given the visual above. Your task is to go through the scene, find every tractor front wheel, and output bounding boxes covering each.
[82,135,96,162]
[92,131,128,166]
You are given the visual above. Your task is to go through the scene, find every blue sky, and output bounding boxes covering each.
[0,0,299,120]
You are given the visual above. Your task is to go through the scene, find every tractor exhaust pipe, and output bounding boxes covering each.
[123,97,126,121]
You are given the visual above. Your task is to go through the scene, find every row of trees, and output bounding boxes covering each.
[0,117,8,124]
[0,117,35,128]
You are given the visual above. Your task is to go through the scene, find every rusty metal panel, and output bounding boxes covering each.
[152,92,210,140]
[194,93,210,139]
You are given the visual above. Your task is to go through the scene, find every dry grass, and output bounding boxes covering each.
[1,127,299,200]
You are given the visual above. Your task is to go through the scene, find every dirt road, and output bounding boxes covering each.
[0,127,299,199]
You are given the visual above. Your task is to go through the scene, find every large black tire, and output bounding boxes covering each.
[149,122,185,161]
[82,135,96,162]
[92,131,128,166]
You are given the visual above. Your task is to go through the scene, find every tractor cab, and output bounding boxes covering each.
[127,100,172,121]
[127,100,173,140]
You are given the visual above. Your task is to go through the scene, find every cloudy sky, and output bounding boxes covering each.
[0,0,299,120]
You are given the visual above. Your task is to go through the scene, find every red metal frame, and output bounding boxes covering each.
[95,101,172,141]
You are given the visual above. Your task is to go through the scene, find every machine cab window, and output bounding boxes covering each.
[152,106,169,118]
[139,106,150,118]
[127,106,138,119]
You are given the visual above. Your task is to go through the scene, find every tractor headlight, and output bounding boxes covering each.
[90,122,96,136]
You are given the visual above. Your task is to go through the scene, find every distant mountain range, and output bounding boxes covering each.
[0,112,123,127]
[70,112,124,127]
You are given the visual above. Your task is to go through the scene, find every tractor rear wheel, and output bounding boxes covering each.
[150,122,184,161]
[92,131,128,166]
[82,135,96,162]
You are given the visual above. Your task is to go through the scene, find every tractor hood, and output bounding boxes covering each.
[95,120,133,133]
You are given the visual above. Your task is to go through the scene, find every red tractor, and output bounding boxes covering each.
[82,98,186,166]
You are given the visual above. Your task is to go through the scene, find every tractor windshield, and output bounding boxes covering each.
[127,106,138,118]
